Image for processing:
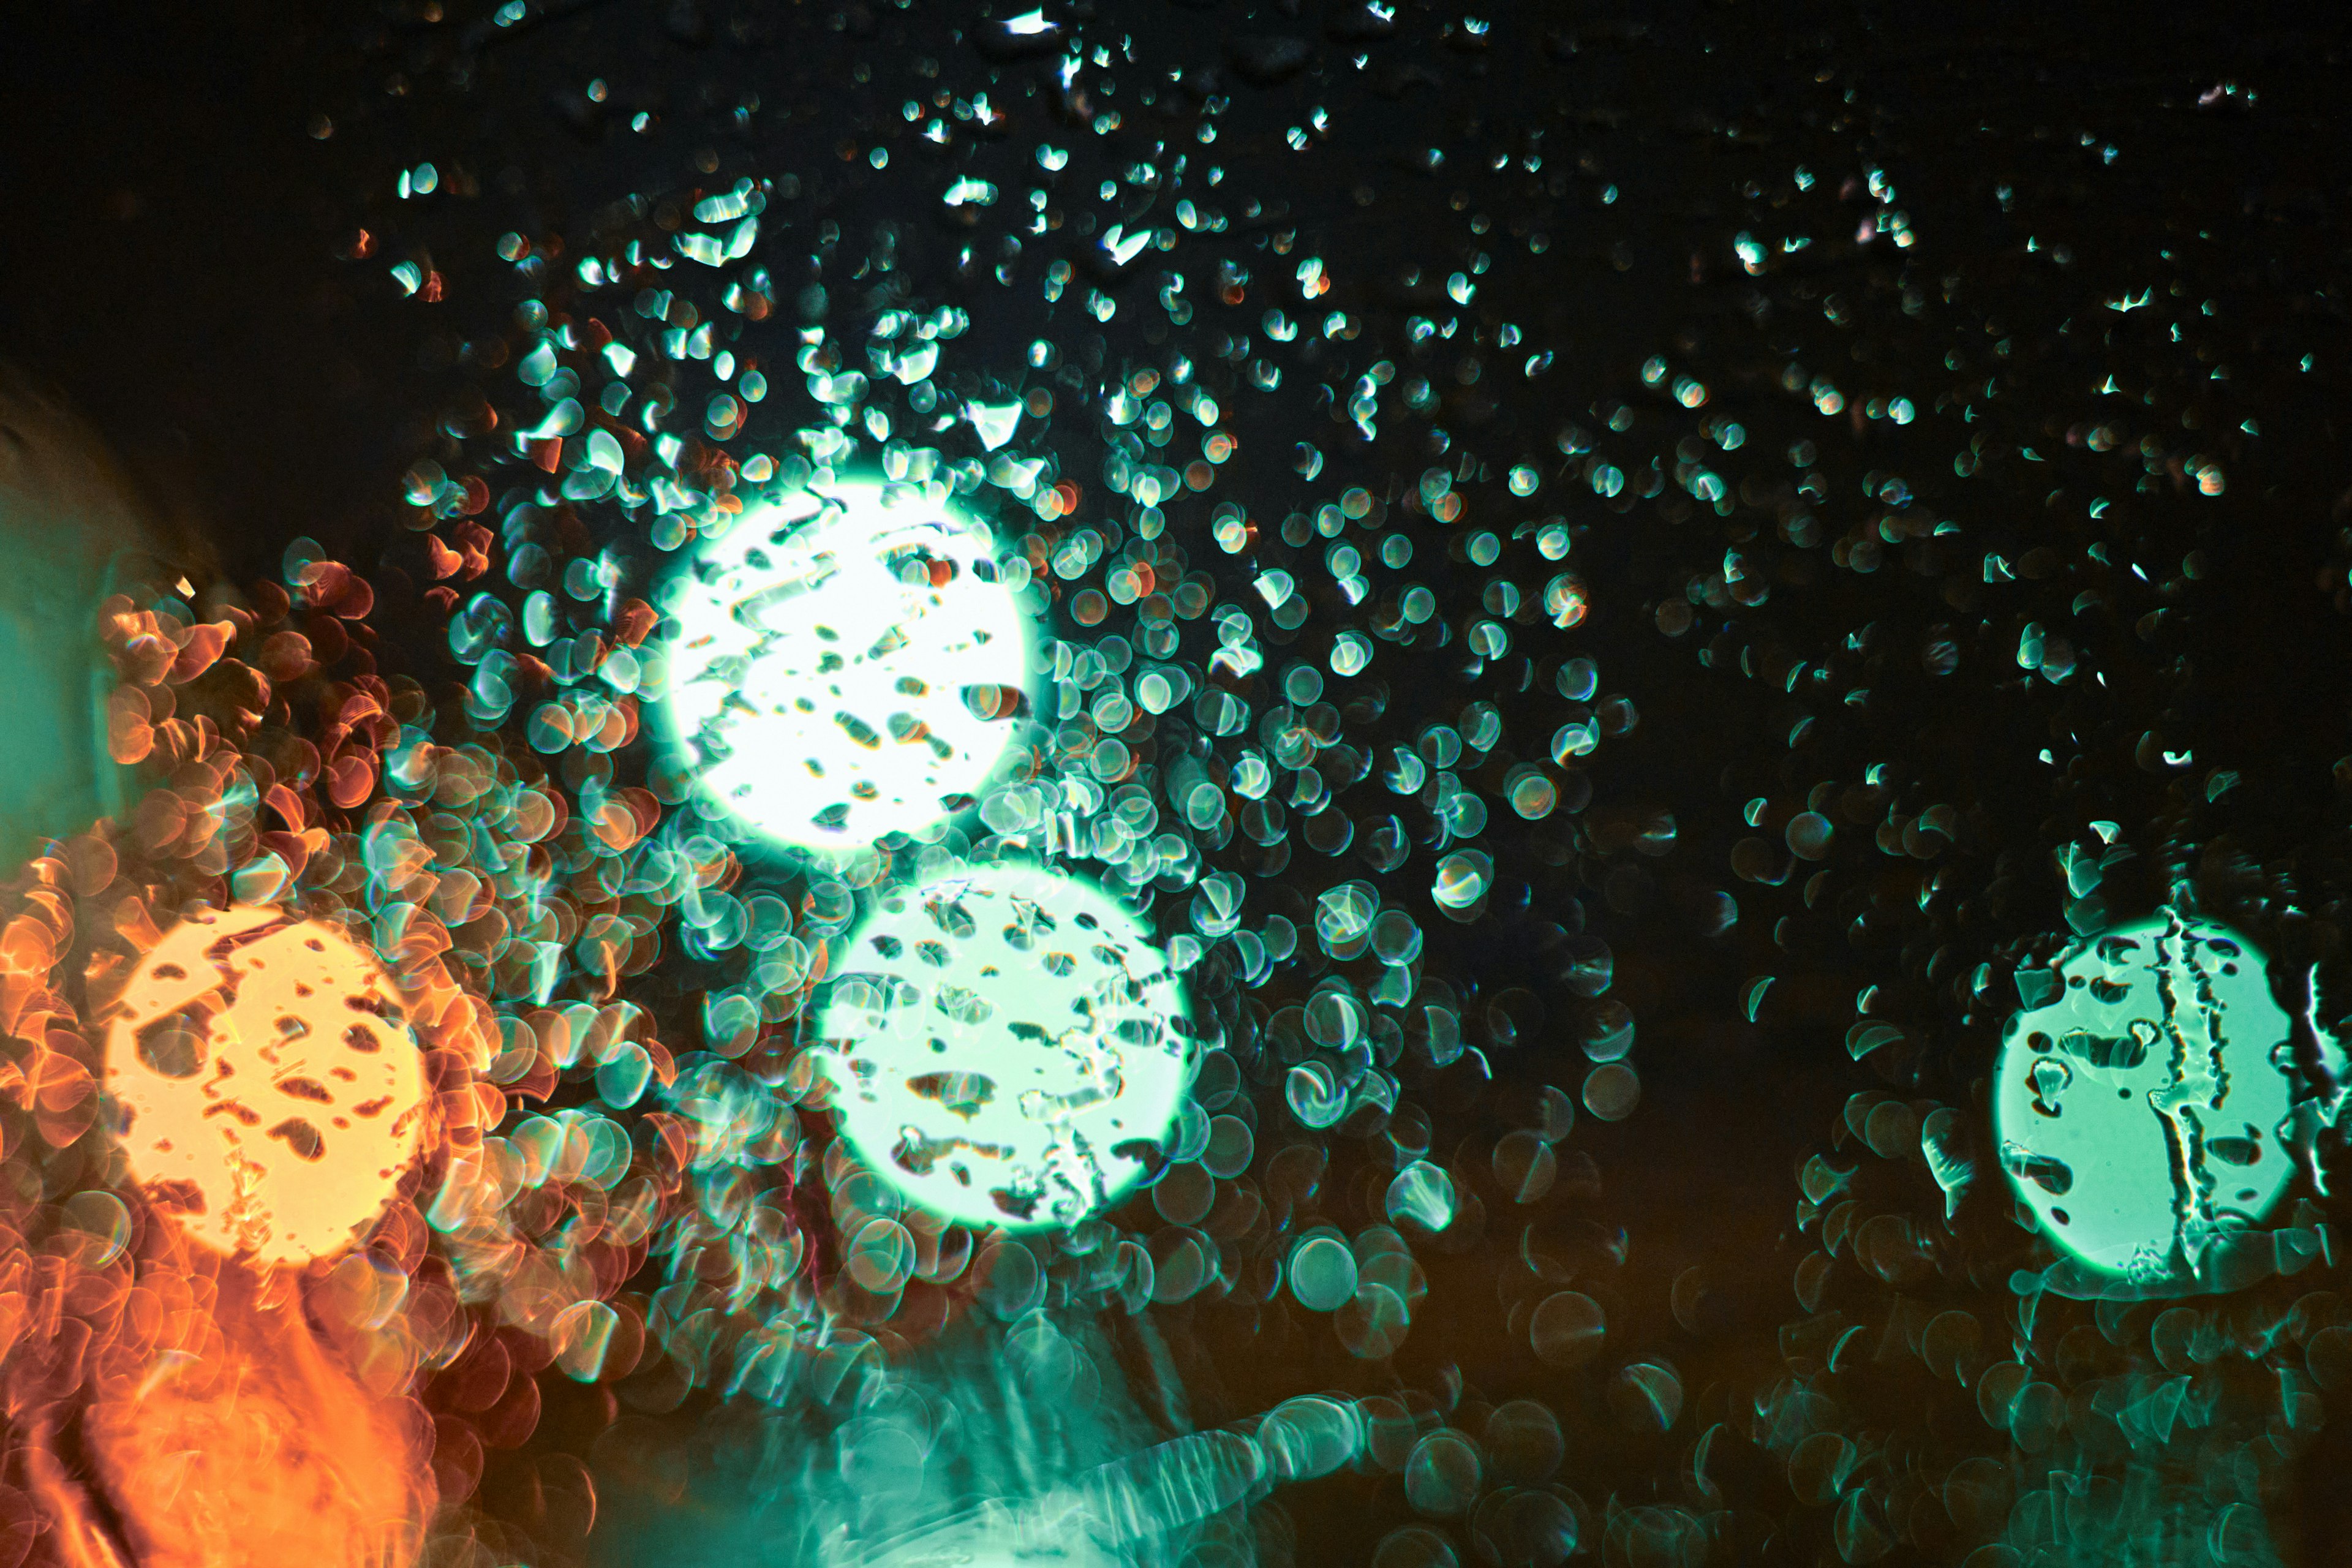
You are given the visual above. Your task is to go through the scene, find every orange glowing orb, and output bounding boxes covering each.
[103,903,431,1267]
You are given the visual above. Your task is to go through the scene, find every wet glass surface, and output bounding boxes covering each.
[7,4,2352,1566]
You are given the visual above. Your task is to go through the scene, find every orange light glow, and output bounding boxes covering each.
[24,1261,436,1568]
[102,903,431,1267]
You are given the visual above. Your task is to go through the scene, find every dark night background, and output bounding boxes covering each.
[9,2,2352,1564]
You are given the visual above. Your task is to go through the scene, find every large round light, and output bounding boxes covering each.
[815,863,1198,1229]
[649,479,1032,854]
[1992,910,2295,1287]
[104,903,431,1267]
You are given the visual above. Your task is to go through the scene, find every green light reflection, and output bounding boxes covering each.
[816,862,1199,1230]
[1992,910,2296,1291]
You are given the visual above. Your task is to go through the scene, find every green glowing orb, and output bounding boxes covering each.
[1993,910,2297,1287]
[649,478,1032,854]
[816,864,1199,1229]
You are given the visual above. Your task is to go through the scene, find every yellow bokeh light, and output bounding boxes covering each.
[103,903,431,1267]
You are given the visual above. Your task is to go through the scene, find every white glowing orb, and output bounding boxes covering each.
[650,480,1032,853]
[815,864,1199,1229]
[1993,911,2296,1287]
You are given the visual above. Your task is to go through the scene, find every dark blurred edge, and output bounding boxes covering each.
[0,0,421,587]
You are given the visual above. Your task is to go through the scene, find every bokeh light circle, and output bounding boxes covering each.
[648,478,1033,854]
[1992,910,2296,1286]
[103,903,431,1267]
[815,862,1198,1229]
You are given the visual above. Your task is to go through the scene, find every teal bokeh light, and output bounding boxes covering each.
[647,477,1035,856]
[1993,910,2297,1289]
[815,862,1199,1230]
